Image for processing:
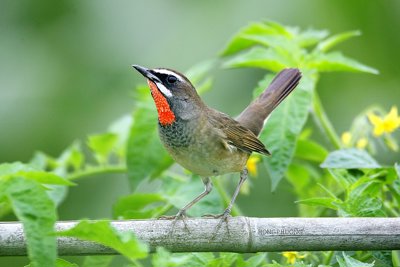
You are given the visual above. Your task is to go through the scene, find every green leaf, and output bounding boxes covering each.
[185,60,215,95]
[221,22,278,56]
[395,163,400,178]
[87,133,118,164]
[58,220,149,262]
[236,253,267,267]
[321,149,381,169]
[317,30,361,52]
[151,247,194,267]
[296,197,339,210]
[260,74,314,190]
[113,193,166,219]
[56,258,79,267]
[0,162,74,186]
[223,47,289,72]
[295,139,328,163]
[127,105,174,190]
[1,177,57,267]
[307,51,378,74]
[296,28,329,47]
[337,252,375,267]
[82,256,114,267]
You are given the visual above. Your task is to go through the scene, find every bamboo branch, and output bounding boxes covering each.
[1,217,399,256]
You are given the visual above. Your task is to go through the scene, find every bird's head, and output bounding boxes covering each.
[132,65,204,125]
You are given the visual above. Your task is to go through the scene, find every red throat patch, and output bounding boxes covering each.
[147,80,176,125]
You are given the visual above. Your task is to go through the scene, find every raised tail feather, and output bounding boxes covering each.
[236,68,302,136]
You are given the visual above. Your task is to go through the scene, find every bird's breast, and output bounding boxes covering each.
[158,119,249,176]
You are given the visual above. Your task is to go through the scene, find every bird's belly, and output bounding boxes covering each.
[159,122,249,176]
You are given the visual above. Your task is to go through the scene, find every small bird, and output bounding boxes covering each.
[133,65,301,222]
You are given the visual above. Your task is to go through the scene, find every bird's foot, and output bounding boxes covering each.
[204,208,232,240]
[159,209,191,235]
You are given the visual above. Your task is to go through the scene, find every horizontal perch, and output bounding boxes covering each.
[1,217,400,256]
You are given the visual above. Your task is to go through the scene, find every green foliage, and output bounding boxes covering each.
[0,20,396,267]
[57,220,149,262]
[221,20,377,190]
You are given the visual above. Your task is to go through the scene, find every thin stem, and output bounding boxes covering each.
[312,91,342,149]
[214,178,242,216]
[67,165,127,181]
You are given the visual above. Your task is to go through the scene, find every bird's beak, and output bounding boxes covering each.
[132,65,161,83]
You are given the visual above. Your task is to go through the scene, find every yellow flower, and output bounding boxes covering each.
[282,251,306,264]
[356,138,368,149]
[246,155,260,176]
[368,106,400,136]
[341,131,352,146]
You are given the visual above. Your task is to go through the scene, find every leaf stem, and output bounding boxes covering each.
[67,165,127,181]
[312,91,342,149]
[213,178,242,216]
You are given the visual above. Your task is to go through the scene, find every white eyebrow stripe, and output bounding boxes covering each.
[155,81,173,97]
[153,68,184,82]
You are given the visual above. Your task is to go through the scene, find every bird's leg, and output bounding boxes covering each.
[208,168,248,239]
[160,177,213,233]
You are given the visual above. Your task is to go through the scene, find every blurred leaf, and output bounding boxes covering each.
[185,60,215,95]
[395,163,400,178]
[56,258,79,267]
[0,162,74,186]
[236,253,267,267]
[57,141,85,171]
[108,114,133,157]
[58,220,149,262]
[82,256,114,267]
[307,51,378,74]
[151,247,194,267]
[296,197,339,210]
[295,139,328,163]
[260,75,314,191]
[0,177,57,267]
[113,193,166,219]
[297,28,329,47]
[87,133,118,164]
[223,47,289,72]
[221,22,277,56]
[371,251,392,267]
[328,169,357,190]
[337,252,375,267]
[317,30,361,52]
[321,149,380,169]
[127,105,174,191]
[208,253,239,267]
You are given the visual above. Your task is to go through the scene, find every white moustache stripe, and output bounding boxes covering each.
[154,69,184,82]
[155,82,173,97]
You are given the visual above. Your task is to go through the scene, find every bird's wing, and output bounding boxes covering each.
[208,110,270,156]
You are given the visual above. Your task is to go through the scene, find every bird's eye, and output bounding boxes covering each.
[167,75,178,84]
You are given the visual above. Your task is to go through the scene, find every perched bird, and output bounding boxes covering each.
[133,65,301,222]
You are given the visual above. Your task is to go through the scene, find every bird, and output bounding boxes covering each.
[132,65,301,223]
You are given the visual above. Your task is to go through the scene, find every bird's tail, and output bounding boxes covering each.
[236,68,302,136]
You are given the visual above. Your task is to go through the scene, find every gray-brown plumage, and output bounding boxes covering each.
[133,65,302,222]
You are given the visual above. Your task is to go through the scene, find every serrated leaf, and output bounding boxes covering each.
[337,252,375,267]
[58,220,149,261]
[221,22,277,56]
[127,105,174,191]
[260,74,314,190]
[223,47,290,72]
[0,162,74,186]
[321,149,380,169]
[295,139,328,163]
[307,51,378,74]
[296,29,329,47]
[296,197,339,210]
[1,177,57,267]
[317,30,361,52]
[113,193,166,219]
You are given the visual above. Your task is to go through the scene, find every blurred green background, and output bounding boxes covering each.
[1,0,400,265]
